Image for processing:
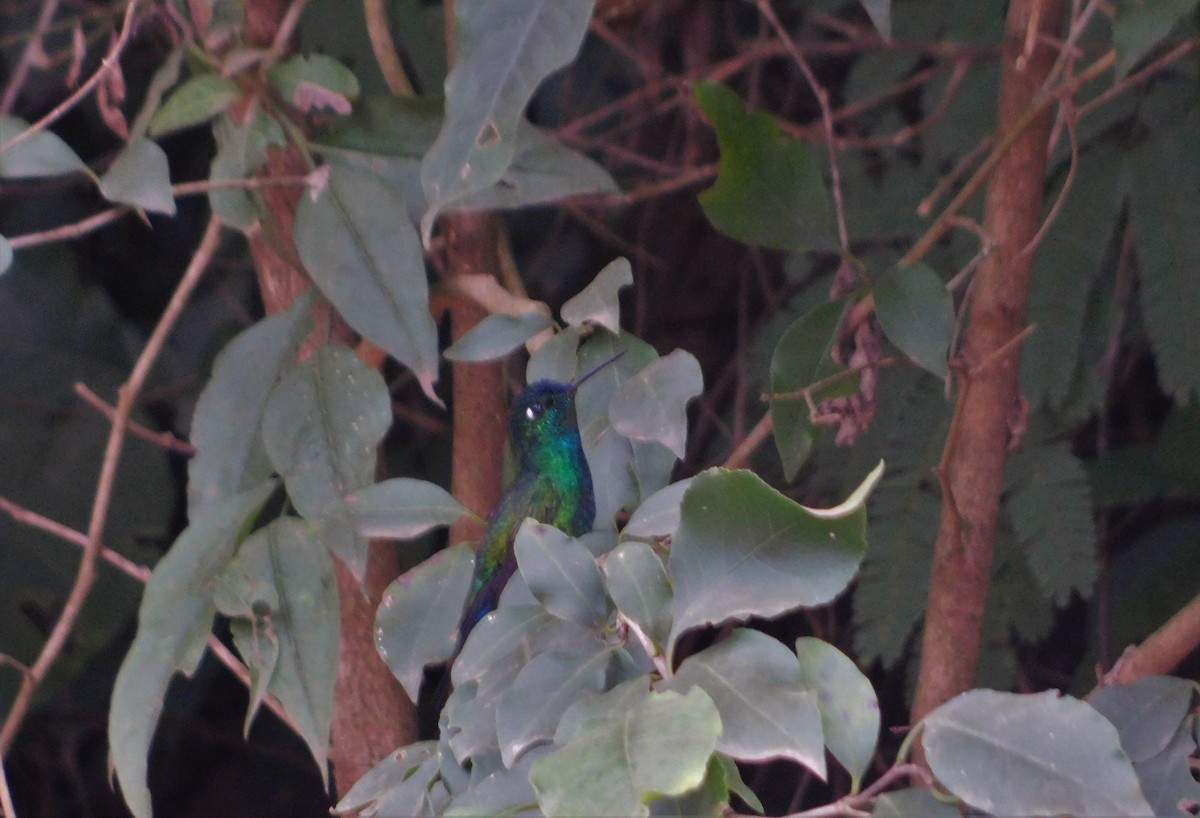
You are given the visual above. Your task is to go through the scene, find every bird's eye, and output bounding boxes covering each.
[525,400,548,421]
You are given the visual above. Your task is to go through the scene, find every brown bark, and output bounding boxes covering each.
[911,0,1066,724]
[1102,594,1200,687]
[443,212,509,545]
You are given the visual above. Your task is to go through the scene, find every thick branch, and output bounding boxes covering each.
[911,0,1067,726]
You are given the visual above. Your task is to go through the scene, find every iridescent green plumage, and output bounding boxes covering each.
[457,378,596,644]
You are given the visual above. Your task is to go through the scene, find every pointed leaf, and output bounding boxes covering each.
[261,345,392,578]
[668,464,882,651]
[0,116,85,178]
[530,688,722,818]
[667,629,825,777]
[296,160,441,402]
[923,689,1155,817]
[859,0,892,39]
[603,541,672,648]
[794,637,879,781]
[515,520,612,627]
[0,235,12,274]
[346,477,468,540]
[148,74,240,138]
[769,300,851,480]
[420,0,594,237]
[443,311,553,362]
[560,257,633,334]
[453,605,599,685]
[334,742,439,816]
[694,83,835,252]
[109,480,276,818]
[98,138,176,216]
[376,543,475,700]
[496,647,612,766]
[874,263,952,378]
[1131,722,1200,818]
[610,349,703,458]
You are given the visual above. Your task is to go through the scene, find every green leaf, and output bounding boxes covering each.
[334,741,439,816]
[296,160,441,402]
[1130,722,1200,818]
[267,54,360,115]
[560,257,633,334]
[109,480,276,818]
[610,350,704,459]
[1005,443,1097,606]
[453,605,599,686]
[376,543,475,701]
[420,0,595,238]
[667,629,825,777]
[345,477,469,539]
[526,325,583,384]
[622,478,693,540]
[794,637,879,781]
[98,138,176,216]
[1113,0,1199,78]
[515,520,612,627]
[873,263,953,378]
[668,464,882,651]
[872,788,961,817]
[217,517,338,782]
[207,111,285,229]
[443,311,553,361]
[694,82,835,253]
[860,0,892,39]
[0,116,85,178]
[261,345,392,578]
[530,688,722,818]
[495,647,613,766]
[603,541,673,648]
[769,300,851,480]
[188,292,314,514]
[923,689,1155,817]
[0,235,11,274]
[1088,676,1196,762]
[554,677,651,745]
[445,748,545,816]
[148,74,240,138]
[715,754,764,814]
[1129,116,1200,401]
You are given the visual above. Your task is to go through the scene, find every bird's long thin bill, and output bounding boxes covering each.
[572,350,626,389]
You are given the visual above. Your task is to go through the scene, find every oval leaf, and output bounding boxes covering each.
[346,477,469,539]
[923,689,1155,817]
[515,520,612,627]
[375,543,475,701]
[873,263,953,378]
[610,349,703,459]
[622,478,693,540]
[443,311,553,362]
[148,73,240,138]
[603,541,672,648]
[0,115,85,178]
[794,636,879,781]
[98,138,176,215]
[668,464,882,652]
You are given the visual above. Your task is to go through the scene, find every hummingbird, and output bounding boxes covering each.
[456,352,624,649]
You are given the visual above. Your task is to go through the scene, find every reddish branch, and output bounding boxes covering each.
[910,0,1067,726]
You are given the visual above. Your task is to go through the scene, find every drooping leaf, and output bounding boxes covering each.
[667,629,825,777]
[1129,115,1200,401]
[376,543,475,701]
[443,311,553,362]
[0,236,12,274]
[794,637,879,782]
[1005,442,1097,606]
[148,73,241,138]
[668,464,882,652]
[420,0,595,238]
[98,138,176,216]
[495,647,613,766]
[769,300,852,480]
[603,541,673,648]
[109,480,276,818]
[295,159,441,402]
[873,262,952,378]
[530,688,722,818]
[0,116,85,178]
[345,477,469,540]
[694,82,835,253]
[923,689,1155,817]
[610,350,703,459]
[560,257,633,334]
[261,344,392,578]
[188,292,314,514]
[515,520,612,627]
[207,111,285,229]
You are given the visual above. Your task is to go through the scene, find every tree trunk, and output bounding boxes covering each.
[911,0,1066,724]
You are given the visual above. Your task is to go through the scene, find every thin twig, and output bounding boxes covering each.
[1,0,63,116]
[1016,99,1079,263]
[363,0,414,96]
[0,0,138,158]
[0,494,150,582]
[722,412,773,470]
[1077,38,1200,119]
[755,0,850,252]
[0,752,16,818]
[0,215,223,756]
[74,382,196,455]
